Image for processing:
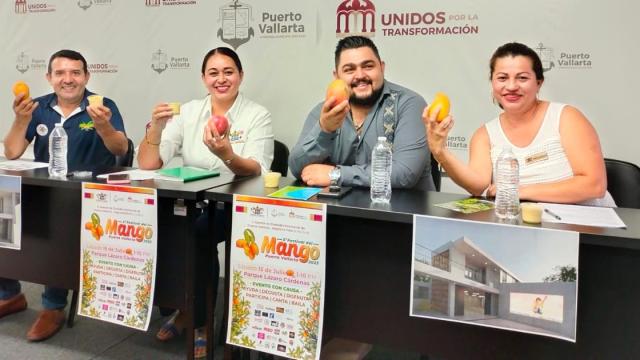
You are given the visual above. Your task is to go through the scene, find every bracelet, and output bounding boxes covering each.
[224,154,235,165]
[145,132,160,146]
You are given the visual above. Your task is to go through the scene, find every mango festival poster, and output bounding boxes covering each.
[228,195,327,360]
[78,183,158,331]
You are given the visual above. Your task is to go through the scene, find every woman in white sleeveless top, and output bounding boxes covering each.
[423,42,614,207]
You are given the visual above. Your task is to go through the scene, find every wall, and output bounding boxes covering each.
[1,0,638,175]
[430,278,449,316]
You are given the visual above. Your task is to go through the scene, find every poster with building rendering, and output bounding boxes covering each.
[0,175,20,250]
[410,215,579,342]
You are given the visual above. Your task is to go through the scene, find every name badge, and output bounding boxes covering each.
[525,151,549,165]
[229,129,245,143]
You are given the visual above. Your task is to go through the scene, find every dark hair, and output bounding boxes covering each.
[334,36,381,68]
[48,49,88,74]
[489,42,544,81]
[201,47,243,74]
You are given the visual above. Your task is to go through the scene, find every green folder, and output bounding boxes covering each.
[156,166,220,182]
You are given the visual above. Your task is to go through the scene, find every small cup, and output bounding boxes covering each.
[264,171,282,188]
[521,203,543,224]
[87,95,103,107]
[168,102,181,115]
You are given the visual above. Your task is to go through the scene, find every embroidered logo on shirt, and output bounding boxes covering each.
[36,124,48,136]
[229,129,245,143]
[79,121,95,131]
[525,151,549,165]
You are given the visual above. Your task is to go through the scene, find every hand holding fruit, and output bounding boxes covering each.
[11,81,38,123]
[325,79,350,108]
[150,103,175,131]
[320,79,350,133]
[87,103,113,128]
[209,115,229,136]
[203,114,233,159]
[427,92,451,122]
[12,81,30,99]
[422,92,454,157]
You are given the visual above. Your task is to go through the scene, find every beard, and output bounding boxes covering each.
[349,81,384,107]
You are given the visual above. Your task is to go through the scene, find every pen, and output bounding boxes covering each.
[544,208,562,220]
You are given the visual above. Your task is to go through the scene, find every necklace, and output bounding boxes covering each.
[352,118,364,135]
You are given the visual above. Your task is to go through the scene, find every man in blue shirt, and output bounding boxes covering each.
[1,49,127,341]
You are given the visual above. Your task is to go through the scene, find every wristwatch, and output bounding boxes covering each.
[329,166,341,191]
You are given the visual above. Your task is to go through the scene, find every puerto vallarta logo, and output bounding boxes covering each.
[535,43,592,72]
[16,52,29,73]
[217,0,255,49]
[259,10,306,39]
[77,0,112,10]
[151,49,168,74]
[15,51,46,74]
[150,49,190,74]
[336,0,376,38]
[15,0,56,14]
[77,0,92,10]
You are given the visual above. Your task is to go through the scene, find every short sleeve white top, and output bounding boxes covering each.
[159,93,274,173]
[485,102,615,207]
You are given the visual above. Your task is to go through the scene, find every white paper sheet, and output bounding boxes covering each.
[540,203,626,228]
[0,160,48,171]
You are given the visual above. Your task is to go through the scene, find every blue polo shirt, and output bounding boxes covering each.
[26,90,126,168]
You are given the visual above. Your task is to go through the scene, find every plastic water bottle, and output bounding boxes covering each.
[494,147,520,220]
[48,123,68,177]
[370,136,392,203]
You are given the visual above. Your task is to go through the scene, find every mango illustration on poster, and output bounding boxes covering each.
[78,183,158,331]
[228,195,326,360]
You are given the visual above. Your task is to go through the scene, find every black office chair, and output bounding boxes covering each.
[115,138,135,167]
[430,153,441,192]
[605,158,640,209]
[271,139,289,175]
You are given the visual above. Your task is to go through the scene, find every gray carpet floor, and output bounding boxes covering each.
[0,282,212,360]
[0,282,421,360]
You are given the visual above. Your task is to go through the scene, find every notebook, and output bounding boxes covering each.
[156,166,220,182]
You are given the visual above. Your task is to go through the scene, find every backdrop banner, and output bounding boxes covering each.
[2,0,637,171]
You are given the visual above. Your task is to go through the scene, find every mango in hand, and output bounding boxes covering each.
[325,79,350,108]
[428,92,451,122]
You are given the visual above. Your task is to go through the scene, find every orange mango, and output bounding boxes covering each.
[12,81,29,99]
[326,79,350,107]
[428,92,451,122]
